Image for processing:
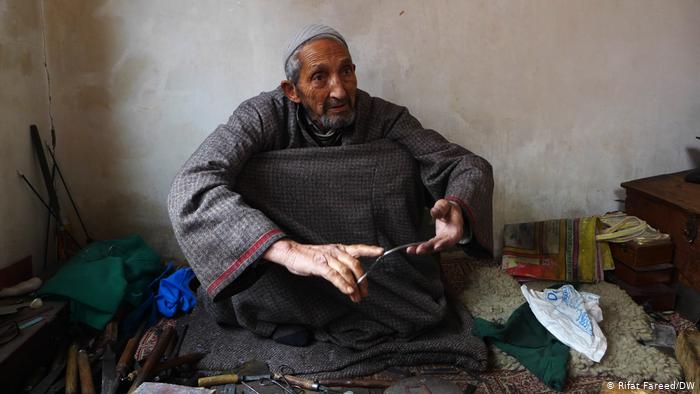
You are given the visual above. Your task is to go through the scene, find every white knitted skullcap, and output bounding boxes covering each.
[283,24,348,72]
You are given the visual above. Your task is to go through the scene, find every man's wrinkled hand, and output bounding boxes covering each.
[263,239,383,303]
[406,199,464,255]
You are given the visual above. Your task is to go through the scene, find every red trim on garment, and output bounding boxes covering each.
[444,195,488,251]
[207,229,283,296]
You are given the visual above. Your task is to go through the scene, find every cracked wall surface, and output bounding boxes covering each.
[0,1,52,271]
[4,1,700,266]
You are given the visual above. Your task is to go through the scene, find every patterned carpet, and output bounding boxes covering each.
[360,364,617,394]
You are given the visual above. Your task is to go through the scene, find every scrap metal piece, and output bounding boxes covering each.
[101,345,119,394]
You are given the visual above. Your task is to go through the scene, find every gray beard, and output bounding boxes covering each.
[317,108,356,130]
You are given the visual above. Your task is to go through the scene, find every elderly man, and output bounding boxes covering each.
[168,25,493,349]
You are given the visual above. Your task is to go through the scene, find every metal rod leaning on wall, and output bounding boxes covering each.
[44,142,93,243]
[29,125,61,222]
[42,128,58,270]
[17,170,81,248]
[30,125,60,268]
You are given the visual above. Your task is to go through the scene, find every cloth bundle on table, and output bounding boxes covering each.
[38,235,162,329]
[177,140,489,375]
[501,217,614,283]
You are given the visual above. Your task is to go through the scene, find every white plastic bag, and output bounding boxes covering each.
[521,284,607,362]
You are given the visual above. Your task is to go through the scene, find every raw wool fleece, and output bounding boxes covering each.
[461,265,682,383]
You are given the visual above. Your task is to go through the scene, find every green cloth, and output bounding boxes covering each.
[473,303,570,391]
[39,235,162,329]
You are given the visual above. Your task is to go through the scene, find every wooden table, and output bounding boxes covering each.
[0,300,68,393]
[622,171,700,291]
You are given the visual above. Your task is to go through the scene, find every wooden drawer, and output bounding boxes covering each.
[606,272,676,311]
[608,239,673,268]
[623,171,700,292]
[613,261,674,286]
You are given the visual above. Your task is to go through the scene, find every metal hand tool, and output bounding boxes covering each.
[356,241,425,284]
[101,345,118,394]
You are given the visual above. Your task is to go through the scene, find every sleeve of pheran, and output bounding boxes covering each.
[167,102,287,300]
[383,106,494,255]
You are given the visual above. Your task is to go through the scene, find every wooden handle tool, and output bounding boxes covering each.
[127,326,174,393]
[77,349,95,394]
[116,321,147,379]
[274,374,323,391]
[65,342,78,394]
[198,373,240,387]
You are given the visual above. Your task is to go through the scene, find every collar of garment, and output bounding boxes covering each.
[296,105,344,147]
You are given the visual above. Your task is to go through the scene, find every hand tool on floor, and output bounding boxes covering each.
[273,374,354,394]
[65,342,79,394]
[198,359,271,387]
[273,374,325,391]
[77,349,96,394]
[128,326,175,393]
[357,241,426,283]
[117,320,147,381]
[198,372,273,387]
[0,297,43,315]
[101,345,118,394]
[125,352,206,383]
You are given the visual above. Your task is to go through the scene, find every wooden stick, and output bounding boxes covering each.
[128,326,174,393]
[116,321,146,379]
[65,342,78,394]
[77,349,95,394]
[198,374,240,387]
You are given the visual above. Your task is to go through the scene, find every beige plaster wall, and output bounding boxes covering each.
[0,1,51,271]
[42,0,700,256]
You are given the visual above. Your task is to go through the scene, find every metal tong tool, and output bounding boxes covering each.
[356,241,425,284]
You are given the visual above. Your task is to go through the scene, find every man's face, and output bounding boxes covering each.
[286,38,357,130]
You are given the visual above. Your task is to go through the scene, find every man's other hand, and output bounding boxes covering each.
[263,240,383,303]
[406,199,464,255]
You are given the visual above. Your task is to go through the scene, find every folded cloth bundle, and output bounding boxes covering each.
[474,303,569,391]
[39,235,162,329]
[502,217,614,282]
